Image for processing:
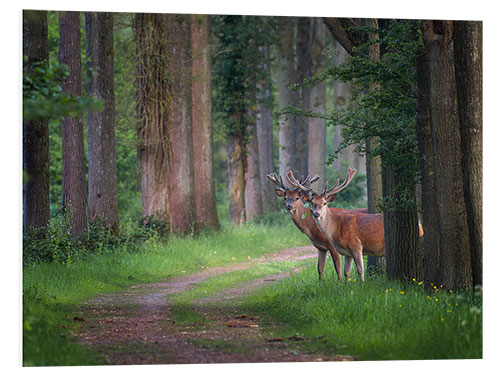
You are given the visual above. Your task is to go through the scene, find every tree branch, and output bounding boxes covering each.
[322,17,360,56]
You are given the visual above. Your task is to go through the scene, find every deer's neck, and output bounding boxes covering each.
[315,208,340,243]
[290,203,315,235]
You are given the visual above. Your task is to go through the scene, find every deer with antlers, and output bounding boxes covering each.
[267,172,367,281]
[286,167,386,282]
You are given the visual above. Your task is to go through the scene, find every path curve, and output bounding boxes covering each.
[75,245,352,364]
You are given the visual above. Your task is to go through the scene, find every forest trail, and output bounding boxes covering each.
[75,245,354,365]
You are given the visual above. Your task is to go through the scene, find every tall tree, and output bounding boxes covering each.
[86,12,119,234]
[453,20,483,286]
[191,14,219,231]
[23,10,50,230]
[59,11,88,237]
[277,16,299,180]
[245,114,264,220]
[307,17,327,183]
[166,14,196,234]
[363,19,385,274]
[422,20,472,290]
[256,44,278,213]
[296,17,311,177]
[134,13,170,228]
[416,50,441,290]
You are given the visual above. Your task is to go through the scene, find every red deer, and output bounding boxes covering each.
[267,172,367,281]
[286,168,387,282]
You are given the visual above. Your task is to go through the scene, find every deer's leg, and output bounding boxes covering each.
[317,249,327,281]
[328,247,343,281]
[344,256,353,280]
[352,249,365,282]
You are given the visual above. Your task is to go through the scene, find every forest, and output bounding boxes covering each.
[22,9,482,367]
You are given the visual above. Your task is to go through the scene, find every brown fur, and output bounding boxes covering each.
[276,188,368,281]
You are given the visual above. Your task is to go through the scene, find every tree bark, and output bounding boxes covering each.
[383,166,423,282]
[296,17,311,177]
[277,17,299,180]
[245,117,263,220]
[227,123,246,225]
[166,14,196,234]
[191,14,219,231]
[59,11,88,237]
[364,19,385,274]
[423,20,472,290]
[23,10,50,230]
[453,20,483,286]
[134,13,170,228]
[86,12,119,234]
[308,18,326,183]
[256,45,278,213]
[416,51,441,289]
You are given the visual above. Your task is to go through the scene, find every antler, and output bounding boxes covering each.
[325,167,357,196]
[266,172,287,191]
[286,171,312,192]
[268,171,319,192]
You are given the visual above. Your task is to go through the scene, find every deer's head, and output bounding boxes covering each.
[286,168,357,221]
[266,172,319,215]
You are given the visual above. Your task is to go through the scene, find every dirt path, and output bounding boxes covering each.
[75,245,352,364]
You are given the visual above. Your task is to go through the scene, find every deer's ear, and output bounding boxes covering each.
[326,193,337,203]
[299,191,312,203]
[275,189,286,197]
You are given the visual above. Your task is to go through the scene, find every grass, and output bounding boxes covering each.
[22,213,309,366]
[239,263,483,360]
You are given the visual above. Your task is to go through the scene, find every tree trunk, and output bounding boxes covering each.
[23,10,50,230]
[134,13,170,228]
[423,20,472,291]
[86,12,119,234]
[256,45,278,213]
[308,18,326,183]
[296,17,311,177]
[416,52,441,289]
[364,19,385,274]
[383,166,423,282]
[227,122,246,225]
[166,14,196,234]
[245,117,263,220]
[191,14,219,231]
[453,20,483,287]
[59,11,88,237]
[277,17,299,180]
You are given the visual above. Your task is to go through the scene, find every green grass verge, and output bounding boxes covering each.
[239,263,482,360]
[22,215,309,366]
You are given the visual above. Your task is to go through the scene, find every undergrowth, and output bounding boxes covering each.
[240,264,482,360]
